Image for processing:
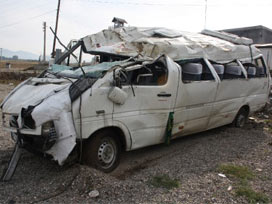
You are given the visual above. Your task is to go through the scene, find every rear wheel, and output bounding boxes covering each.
[233,108,248,128]
[82,131,120,172]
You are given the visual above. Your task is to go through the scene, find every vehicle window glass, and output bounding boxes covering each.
[242,57,267,78]
[177,59,215,83]
[210,63,224,80]
[222,62,245,80]
[255,58,267,77]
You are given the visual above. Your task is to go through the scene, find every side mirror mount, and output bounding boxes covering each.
[113,68,128,89]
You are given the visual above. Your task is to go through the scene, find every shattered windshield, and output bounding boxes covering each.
[49,61,126,79]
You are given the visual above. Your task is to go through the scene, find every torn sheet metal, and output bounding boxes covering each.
[201,29,253,45]
[1,78,76,165]
[31,89,76,164]
[82,26,261,62]
[1,58,125,164]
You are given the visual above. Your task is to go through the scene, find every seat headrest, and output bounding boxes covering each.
[225,65,242,76]
[213,64,224,74]
[182,63,203,75]
[247,67,256,75]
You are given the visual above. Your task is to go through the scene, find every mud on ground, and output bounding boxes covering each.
[0,83,271,203]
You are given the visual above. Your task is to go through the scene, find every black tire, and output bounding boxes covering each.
[233,108,248,128]
[82,131,121,173]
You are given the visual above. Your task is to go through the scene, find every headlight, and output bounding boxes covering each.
[42,121,57,150]
[2,114,18,128]
[42,121,57,140]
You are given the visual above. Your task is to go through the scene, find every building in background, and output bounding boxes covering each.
[12,55,18,60]
[222,25,272,69]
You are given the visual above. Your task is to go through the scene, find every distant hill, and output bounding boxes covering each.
[1,48,39,60]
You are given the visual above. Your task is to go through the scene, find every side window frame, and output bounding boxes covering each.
[120,60,169,87]
[204,58,221,82]
[255,56,268,77]
[236,60,248,79]
[240,56,268,78]
[178,58,220,83]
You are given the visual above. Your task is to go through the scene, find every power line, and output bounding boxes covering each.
[0,0,35,13]
[67,0,205,7]
[0,1,55,19]
[67,0,272,7]
[0,9,56,29]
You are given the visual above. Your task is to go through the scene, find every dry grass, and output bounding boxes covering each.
[218,164,255,180]
[149,174,180,190]
[0,60,39,70]
[235,186,269,204]
[218,164,269,203]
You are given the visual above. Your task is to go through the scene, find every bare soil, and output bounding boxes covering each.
[0,83,271,203]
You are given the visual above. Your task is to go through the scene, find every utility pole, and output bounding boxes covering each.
[0,48,2,62]
[204,0,207,29]
[43,22,46,62]
[51,0,61,59]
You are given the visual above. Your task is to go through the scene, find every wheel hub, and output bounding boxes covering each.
[98,141,115,164]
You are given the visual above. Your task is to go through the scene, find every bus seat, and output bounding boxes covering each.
[224,65,242,79]
[213,64,224,80]
[182,63,203,81]
[247,67,256,78]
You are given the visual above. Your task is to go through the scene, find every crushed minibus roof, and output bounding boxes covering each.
[82,27,261,63]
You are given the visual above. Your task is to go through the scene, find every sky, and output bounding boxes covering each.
[0,0,272,57]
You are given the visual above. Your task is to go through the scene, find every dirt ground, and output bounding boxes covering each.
[0,83,272,203]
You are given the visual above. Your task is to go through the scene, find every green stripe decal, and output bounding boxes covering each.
[165,112,174,145]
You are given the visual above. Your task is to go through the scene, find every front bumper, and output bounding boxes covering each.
[2,113,57,153]
[18,133,57,154]
[2,112,42,135]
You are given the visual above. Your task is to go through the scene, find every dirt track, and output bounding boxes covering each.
[0,83,272,203]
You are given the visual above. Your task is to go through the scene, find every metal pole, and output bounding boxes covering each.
[204,0,207,29]
[51,0,61,58]
[0,48,2,62]
[43,22,46,62]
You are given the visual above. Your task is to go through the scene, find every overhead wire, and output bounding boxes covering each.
[0,2,56,19]
[0,0,37,13]
[67,0,272,7]
[68,0,205,7]
[0,9,56,29]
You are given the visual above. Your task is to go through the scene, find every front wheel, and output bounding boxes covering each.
[233,108,248,128]
[82,131,120,173]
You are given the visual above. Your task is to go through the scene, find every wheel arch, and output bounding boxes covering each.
[86,122,132,151]
[239,104,250,116]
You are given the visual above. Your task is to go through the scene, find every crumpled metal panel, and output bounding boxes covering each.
[82,27,261,63]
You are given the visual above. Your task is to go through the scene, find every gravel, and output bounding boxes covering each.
[0,83,271,203]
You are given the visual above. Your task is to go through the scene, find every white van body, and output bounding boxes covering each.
[1,27,270,171]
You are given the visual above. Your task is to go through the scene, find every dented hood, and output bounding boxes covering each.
[2,78,70,115]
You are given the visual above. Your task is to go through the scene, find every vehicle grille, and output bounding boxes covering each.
[2,114,18,128]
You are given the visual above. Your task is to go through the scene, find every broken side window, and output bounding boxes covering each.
[242,57,267,78]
